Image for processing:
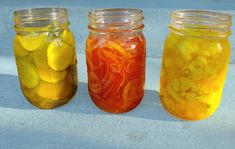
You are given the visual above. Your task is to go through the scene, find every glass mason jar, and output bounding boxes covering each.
[86,8,146,113]
[13,8,78,109]
[160,10,232,121]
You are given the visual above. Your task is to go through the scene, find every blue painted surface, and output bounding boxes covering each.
[0,0,235,148]
[0,51,235,149]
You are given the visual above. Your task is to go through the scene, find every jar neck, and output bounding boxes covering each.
[14,8,69,32]
[169,10,232,38]
[88,8,144,34]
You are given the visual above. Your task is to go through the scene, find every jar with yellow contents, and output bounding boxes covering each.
[13,8,78,109]
[160,10,232,121]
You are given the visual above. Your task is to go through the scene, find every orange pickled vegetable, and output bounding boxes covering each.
[86,34,146,113]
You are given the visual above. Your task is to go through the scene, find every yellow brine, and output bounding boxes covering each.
[159,10,232,121]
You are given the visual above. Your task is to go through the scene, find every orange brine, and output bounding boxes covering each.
[86,9,146,113]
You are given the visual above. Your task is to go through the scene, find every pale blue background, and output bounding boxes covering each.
[0,0,235,149]
[1,0,235,60]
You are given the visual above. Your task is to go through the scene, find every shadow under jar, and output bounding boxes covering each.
[160,10,232,121]
[86,8,146,113]
[13,8,78,109]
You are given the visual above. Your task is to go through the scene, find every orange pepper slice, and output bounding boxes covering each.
[122,78,144,102]
[123,56,145,74]
[104,41,127,56]
[86,54,95,71]
[97,58,110,83]
[102,72,114,91]
[101,47,122,64]
[88,71,101,94]
[102,72,125,97]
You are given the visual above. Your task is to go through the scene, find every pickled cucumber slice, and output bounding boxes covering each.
[17,60,39,88]
[62,30,75,48]
[18,33,45,51]
[36,61,67,83]
[14,36,29,58]
[47,40,74,71]
[88,71,101,94]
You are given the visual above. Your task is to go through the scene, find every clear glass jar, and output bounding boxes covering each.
[160,10,232,121]
[86,8,146,113]
[13,8,78,109]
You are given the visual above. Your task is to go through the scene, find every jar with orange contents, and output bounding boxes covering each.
[160,10,232,121]
[86,8,146,113]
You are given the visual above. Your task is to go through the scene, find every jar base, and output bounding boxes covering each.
[89,93,143,114]
[24,85,78,109]
[160,99,216,121]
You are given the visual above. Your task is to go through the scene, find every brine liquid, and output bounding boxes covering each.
[14,29,78,109]
[86,33,146,113]
[160,32,230,120]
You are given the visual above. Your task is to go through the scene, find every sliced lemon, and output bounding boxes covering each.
[62,30,75,48]
[14,36,29,58]
[16,60,39,88]
[47,40,74,71]
[18,33,45,52]
[36,61,67,83]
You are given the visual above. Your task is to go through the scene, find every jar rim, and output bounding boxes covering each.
[88,8,143,18]
[88,8,144,33]
[172,10,232,21]
[170,9,232,38]
[14,8,69,32]
[14,8,67,19]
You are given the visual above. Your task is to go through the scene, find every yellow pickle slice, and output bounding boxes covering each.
[62,30,75,48]
[17,60,39,88]
[47,39,74,71]
[36,76,72,100]
[14,36,29,58]
[18,33,45,52]
[36,61,67,83]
